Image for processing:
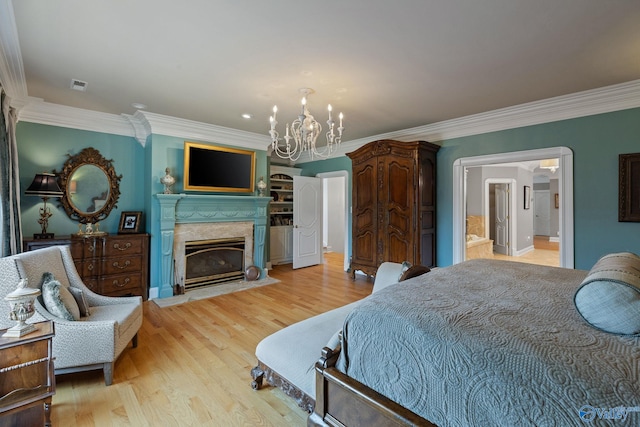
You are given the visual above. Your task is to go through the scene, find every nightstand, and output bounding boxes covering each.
[0,321,55,427]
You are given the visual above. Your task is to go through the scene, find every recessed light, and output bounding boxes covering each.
[241,113,253,119]
[132,103,147,110]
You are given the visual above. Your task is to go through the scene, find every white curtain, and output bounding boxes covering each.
[0,84,23,256]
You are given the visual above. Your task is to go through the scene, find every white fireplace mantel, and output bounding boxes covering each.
[155,193,271,299]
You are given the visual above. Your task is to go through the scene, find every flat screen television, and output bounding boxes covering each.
[183,141,256,193]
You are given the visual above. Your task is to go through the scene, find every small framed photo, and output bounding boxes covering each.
[524,186,531,210]
[118,211,142,234]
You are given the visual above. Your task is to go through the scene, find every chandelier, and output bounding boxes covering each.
[540,158,559,173]
[269,88,344,161]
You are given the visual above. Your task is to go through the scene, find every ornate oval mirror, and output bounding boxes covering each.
[55,147,122,224]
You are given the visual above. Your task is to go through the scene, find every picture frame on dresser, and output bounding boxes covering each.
[118,211,142,234]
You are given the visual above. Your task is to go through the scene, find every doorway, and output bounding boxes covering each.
[453,147,574,268]
[316,171,350,271]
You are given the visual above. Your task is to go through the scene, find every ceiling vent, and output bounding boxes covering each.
[70,79,88,92]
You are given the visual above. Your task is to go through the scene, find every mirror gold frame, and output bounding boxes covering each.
[55,147,122,224]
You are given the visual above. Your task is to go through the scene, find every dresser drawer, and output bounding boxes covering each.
[101,255,143,275]
[76,260,99,278]
[0,340,49,396]
[103,237,144,257]
[100,273,142,296]
[70,237,101,258]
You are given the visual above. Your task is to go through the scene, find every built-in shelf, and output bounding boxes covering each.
[269,165,300,264]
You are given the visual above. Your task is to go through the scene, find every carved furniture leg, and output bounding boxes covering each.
[251,365,264,390]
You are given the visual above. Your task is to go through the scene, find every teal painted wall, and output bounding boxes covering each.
[16,122,145,237]
[15,106,640,295]
[437,107,640,270]
[15,122,269,298]
[298,107,640,272]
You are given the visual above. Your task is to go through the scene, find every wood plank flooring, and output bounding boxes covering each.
[50,252,371,426]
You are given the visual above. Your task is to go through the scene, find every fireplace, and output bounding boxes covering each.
[184,238,245,289]
[155,194,270,300]
[173,221,254,292]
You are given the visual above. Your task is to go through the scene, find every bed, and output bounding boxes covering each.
[310,257,640,426]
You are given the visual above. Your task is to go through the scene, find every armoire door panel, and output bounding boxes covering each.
[386,234,411,264]
[420,211,434,229]
[353,231,375,263]
[419,157,436,208]
[387,210,410,235]
[354,208,375,229]
[354,163,376,207]
[386,160,412,210]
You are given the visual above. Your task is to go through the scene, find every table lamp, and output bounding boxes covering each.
[25,172,64,239]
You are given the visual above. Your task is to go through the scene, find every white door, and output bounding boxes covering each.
[534,190,551,236]
[293,176,323,269]
[494,183,510,255]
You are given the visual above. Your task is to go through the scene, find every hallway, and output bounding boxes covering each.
[492,236,560,267]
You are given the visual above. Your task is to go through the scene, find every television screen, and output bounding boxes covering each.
[184,142,255,192]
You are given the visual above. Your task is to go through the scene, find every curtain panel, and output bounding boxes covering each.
[0,85,23,256]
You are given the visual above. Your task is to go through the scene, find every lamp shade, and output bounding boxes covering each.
[25,172,64,197]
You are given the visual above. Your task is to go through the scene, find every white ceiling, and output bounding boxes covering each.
[3,0,640,143]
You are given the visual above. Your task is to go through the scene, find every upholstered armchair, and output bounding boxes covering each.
[1,245,142,385]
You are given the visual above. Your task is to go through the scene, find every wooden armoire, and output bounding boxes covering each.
[347,139,439,278]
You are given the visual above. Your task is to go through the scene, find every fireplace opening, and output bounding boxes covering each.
[184,237,245,290]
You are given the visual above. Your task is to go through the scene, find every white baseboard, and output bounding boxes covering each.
[514,245,535,257]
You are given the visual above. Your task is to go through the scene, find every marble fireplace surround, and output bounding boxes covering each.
[156,194,271,299]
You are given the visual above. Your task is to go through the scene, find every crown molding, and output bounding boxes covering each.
[14,78,640,157]
[17,100,137,139]
[296,79,640,163]
[0,0,28,98]
[133,111,270,150]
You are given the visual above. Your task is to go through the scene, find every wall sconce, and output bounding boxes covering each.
[69,179,77,194]
[25,172,64,239]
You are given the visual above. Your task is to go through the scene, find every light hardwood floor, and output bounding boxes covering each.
[50,252,371,426]
[489,236,560,267]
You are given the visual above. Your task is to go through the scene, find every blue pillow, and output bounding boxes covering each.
[41,272,80,321]
[574,252,640,335]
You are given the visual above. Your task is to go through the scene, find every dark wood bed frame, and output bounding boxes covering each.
[308,346,436,427]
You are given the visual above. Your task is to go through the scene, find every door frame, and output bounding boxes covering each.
[316,170,350,271]
[484,179,516,257]
[453,146,574,268]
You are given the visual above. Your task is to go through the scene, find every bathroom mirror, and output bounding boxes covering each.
[55,147,122,224]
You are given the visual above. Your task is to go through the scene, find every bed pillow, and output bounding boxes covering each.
[574,252,640,335]
[41,272,80,321]
[68,286,91,317]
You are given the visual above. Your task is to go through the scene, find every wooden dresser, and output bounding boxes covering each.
[347,140,439,277]
[0,321,55,427]
[70,234,150,300]
[24,234,150,300]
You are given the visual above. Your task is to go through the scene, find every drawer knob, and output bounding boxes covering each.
[113,242,132,251]
[112,260,131,270]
